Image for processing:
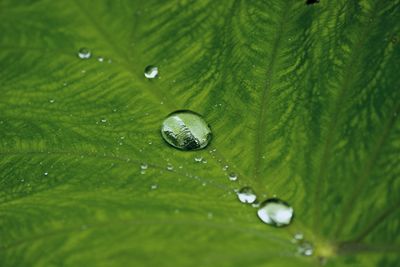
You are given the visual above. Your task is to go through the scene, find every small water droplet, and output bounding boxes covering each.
[140,163,148,170]
[161,110,212,150]
[237,187,257,204]
[228,172,237,181]
[194,156,203,162]
[297,242,313,256]
[150,184,158,190]
[144,65,158,79]
[100,119,107,123]
[293,232,304,241]
[49,99,55,103]
[166,163,173,171]
[78,47,91,59]
[98,57,104,62]
[257,198,294,227]
[44,172,48,176]
[222,165,229,171]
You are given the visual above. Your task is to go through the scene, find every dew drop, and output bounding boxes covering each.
[98,57,104,62]
[194,156,203,163]
[161,110,212,150]
[144,65,158,79]
[257,198,294,227]
[237,187,257,204]
[44,172,48,176]
[166,163,173,171]
[293,232,304,241]
[228,172,237,181]
[49,99,55,103]
[140,163,148,170]
[222,165,229,171]
[297,242,314,256]
[150,184,158,190]
[78,47,91,59]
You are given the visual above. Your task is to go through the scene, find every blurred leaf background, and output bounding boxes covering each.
[0,0,399,266]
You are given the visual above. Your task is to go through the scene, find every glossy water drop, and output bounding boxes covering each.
[293,232,304,241]
[228,172,237,181]
[98,57,104,62]
[44,172,48,176]
[298,242,313,256]
[150,184,158,190]
[194,156,203,163]
[222,165,229,171]
[144,65,158,79]
[161,110,212,150]
[49,99,55,103]
[78,47,91,59]
[166,163,173,171]
[140,163,148,170]
[257,198,294,227]
[237,187,257,204]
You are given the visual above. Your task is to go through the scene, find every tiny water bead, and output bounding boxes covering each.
[78,47,91,59]
[161,110,212,150]
[144,65,158,79]
[293,232,304,242]
[166,163,174,171]
[228,172,238,181]
[140,163,148,170]
[257,198,294,227]
[237,187,257,204]
[297,242,314,256]
[194,156,203,163]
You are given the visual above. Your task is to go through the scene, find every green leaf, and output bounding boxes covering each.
[1,0,399,266]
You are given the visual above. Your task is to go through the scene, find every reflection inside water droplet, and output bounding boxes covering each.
[237,187,257,204]
[161,110,212,150]
[144,65,158,79]
[257,198,294,227]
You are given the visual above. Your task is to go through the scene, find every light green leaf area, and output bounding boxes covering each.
[0,0,399,266]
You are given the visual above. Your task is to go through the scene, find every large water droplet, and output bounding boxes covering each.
[78,47,91,59]
[144,65,158,79]
[237,187,257,204]
[257,198,294,227]
[161,110,212,150]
